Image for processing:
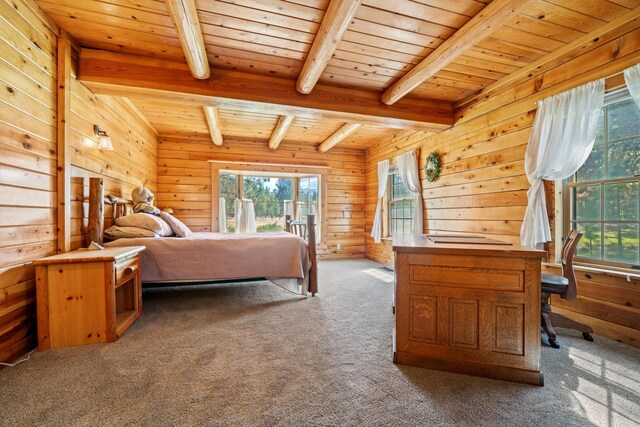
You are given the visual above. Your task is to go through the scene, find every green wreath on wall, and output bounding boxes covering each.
[424,151,441,182]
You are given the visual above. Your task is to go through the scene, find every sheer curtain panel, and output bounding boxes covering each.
[371,159,390,243]
[241,199,257,233]
[283,200,294,219]
[295,202,305,221]
[218,197,227,233]
[396,151,423,237]
[234,198,243,234]
[520,79,605,247]
[624,63,640,110]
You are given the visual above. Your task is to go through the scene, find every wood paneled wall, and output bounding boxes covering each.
[0,0,158,362]
[365,22,640,347]
[69,79,158,250]
[544,264,640,348]
[157,135,365,258]
[0,0,58,363]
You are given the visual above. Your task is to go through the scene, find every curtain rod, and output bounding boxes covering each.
[208,160,331,169]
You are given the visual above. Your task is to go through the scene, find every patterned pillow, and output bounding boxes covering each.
[115,213,173,236]
[160,211,192,237]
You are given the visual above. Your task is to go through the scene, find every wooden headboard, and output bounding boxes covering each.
[87,177,133,244]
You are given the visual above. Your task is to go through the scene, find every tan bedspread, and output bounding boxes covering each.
[105,232,311,291]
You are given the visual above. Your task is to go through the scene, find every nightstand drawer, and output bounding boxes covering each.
[115,257,139,284]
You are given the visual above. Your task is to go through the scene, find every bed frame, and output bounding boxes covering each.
[86,177,318,295]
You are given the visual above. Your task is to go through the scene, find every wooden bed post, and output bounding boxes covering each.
[87,177,104,245]
[307,214,318,296]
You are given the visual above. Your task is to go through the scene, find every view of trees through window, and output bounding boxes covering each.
[219,173,319,233]
[569,96,640,265]
[297,177,318,221]
[220,173,238,231]
[388,171,414,235]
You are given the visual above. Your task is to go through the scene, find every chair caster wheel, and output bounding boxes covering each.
[582,332,594,342]
[548,338,560,349]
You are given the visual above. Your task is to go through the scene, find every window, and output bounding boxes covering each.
[218,173,319,235]
[219,172,238,232]
[243,176,293,232]
[297,176,318,222]
[388,170,414,236]
[566,91,640,267]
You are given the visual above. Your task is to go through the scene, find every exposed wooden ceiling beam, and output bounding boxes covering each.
[297,0,362,94]
[381,0,530,105]
[268,115,295,150]
[78,49,453,131]
[318,123,361,152]
[165,0,210,79]
[203,106,223,146]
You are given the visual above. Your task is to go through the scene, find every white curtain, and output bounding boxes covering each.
[241,199,256,233]
[396,151,423,237]
[234,198,243,234]
[624,63,640,111]
[283,200,294,219]
[218,197,227,233]
[520,79,605,247]
[295,201,305,221]
[371,159,390,243]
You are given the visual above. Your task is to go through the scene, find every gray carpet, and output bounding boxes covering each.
[1,259,639,426]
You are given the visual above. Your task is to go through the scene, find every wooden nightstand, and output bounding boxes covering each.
[34,246,146,351]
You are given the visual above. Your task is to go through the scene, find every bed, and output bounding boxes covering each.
[86,178,318,296]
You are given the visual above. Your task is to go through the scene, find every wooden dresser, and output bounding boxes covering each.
[393,235,545,385]
[34,246,146,351]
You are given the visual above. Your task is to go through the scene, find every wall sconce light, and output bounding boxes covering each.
[94,125,113,151]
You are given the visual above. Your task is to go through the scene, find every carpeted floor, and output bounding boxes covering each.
[1,259,639,426]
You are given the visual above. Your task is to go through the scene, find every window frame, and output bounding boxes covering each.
[297,175,320,224]
[562,87,640,269]
[216,170,322,241]
[386,166,414,237]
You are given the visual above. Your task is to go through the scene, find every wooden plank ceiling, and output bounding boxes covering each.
[36,0,640,150]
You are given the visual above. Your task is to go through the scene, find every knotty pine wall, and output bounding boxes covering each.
[157,135,365,258]
[69,79,158,250]
[0,0,57,362]
[365,22,640,347]
[0,0,158,362]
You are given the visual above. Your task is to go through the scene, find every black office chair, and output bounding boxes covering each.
[541,230,594,349]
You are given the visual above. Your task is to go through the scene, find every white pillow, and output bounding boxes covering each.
[160,211,192,237]
[104,225,158,240]
[115,213,173,236]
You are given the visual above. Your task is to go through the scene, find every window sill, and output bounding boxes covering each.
[542,261,640,280]
[381,237,392,242]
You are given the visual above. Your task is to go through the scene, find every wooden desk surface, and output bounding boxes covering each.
[392,234,546,258]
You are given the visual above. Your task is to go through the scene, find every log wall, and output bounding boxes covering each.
[157,135,365,258]
[0,0,58,363]
[0,0,158,362]
[69,79,158,249]
[365,21,640,347]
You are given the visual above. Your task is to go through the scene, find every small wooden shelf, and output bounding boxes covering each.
[35,246,146,351]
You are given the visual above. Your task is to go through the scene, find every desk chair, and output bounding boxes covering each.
[541,230,594,349]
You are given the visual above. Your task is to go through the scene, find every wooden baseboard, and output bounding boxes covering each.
[0,334,37,368]
[317,253,364,260]
[553,306,640,349]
